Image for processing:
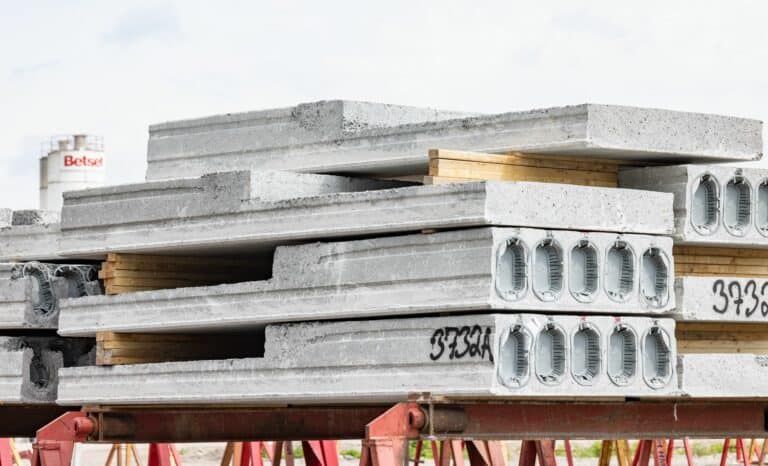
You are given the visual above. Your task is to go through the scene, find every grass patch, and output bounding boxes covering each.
[340,449,361,459]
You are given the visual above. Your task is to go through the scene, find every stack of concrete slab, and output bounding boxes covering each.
[0,213,99,404]
[5,100,764,405]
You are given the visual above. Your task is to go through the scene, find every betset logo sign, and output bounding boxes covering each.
[63,154,104,168]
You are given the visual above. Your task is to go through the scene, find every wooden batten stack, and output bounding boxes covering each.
[424,149,625,187]
[674,246,768,278]
[99,253,263,295]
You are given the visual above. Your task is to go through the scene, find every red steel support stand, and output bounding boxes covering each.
[665,439,695,466]
[0,439,14,466]
[633,440,667,466]
[147,444,182,466]
[721,439,751,466]
[303,441,339,466]
[31,412,93,466]
[359,403,424,466]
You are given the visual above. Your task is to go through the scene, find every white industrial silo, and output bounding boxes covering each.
[39,134,106,212]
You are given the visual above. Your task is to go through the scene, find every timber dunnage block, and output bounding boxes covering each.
[100,253,263,294]
[96,332,263,365]
[427,149,621,187]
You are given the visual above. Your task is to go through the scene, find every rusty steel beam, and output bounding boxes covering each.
[72,401,768,443]
[427,402,768,439]
[84,406,391,442]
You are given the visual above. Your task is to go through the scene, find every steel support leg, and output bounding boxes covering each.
[147,444,181,466]
[303,441,338,466]
[359,403,424,466]
[0,439,13,466]
[563,441,574,466]
[31,412,94,466]
[465,441,504,466]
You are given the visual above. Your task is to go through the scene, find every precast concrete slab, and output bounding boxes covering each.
[678,354,768,398]
[0,263,101,329]
[0,210,62,262]
[674,276,768,322]
[56,313,679,405]
[619,165,768,247]
[56,172,673,259]
[146,101,763,180]
[58,228,674,336]
[0,336,93,404]
[0,209,11,229]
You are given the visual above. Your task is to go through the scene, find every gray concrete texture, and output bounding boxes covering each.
[146,101,763,181]
[56,313,679,405]
[0,210,62,261]
[678,354,768,398]
[0,262,101,329]
[0,209,11,229]
[0,336,93,404]
[58,228,674,336]
[619,165,768,247]
[52,171,673,260]
[674,276,768,322]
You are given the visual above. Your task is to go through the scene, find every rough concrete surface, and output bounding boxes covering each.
[619,165,768,247]
[674,276,768,322]
[56,313,679,405]
[146,101,763,180]
[678,354,768,398]
[0,336,93,404]
[52,171,674,259]
[0,210,62,261]
[0,262,101,329]
[0,209,11,229]
[58,228,674,336]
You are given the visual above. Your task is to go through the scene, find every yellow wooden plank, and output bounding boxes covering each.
[673,246,768,259]
[674,255,768,266]
[428,149,625,172]
[430,158,618,186]
[677,322,768,333]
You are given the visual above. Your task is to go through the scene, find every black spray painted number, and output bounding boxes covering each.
[429,326,494,362]
[712,279,768,318]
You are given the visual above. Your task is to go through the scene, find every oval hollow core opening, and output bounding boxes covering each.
[535,324,566,384]
[691,174,719,234]
[572,324,601,385]
[640,248,669,308]
[724,177,751,235]
[604,242,635,302]
[758,181,768,234]
[644,326,672,388]
[569,240,598,302]
[498,325,530,388]
[55,267,87,297]
[23,264,56,315]
[29,353,50,389]
[608,325,637,386]
[533,239,563,301]
[496,239,527,300]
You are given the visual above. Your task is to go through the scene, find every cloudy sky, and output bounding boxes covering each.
[1,1,766,209]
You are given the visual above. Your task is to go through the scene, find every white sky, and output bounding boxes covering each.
[1,1,767,209]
